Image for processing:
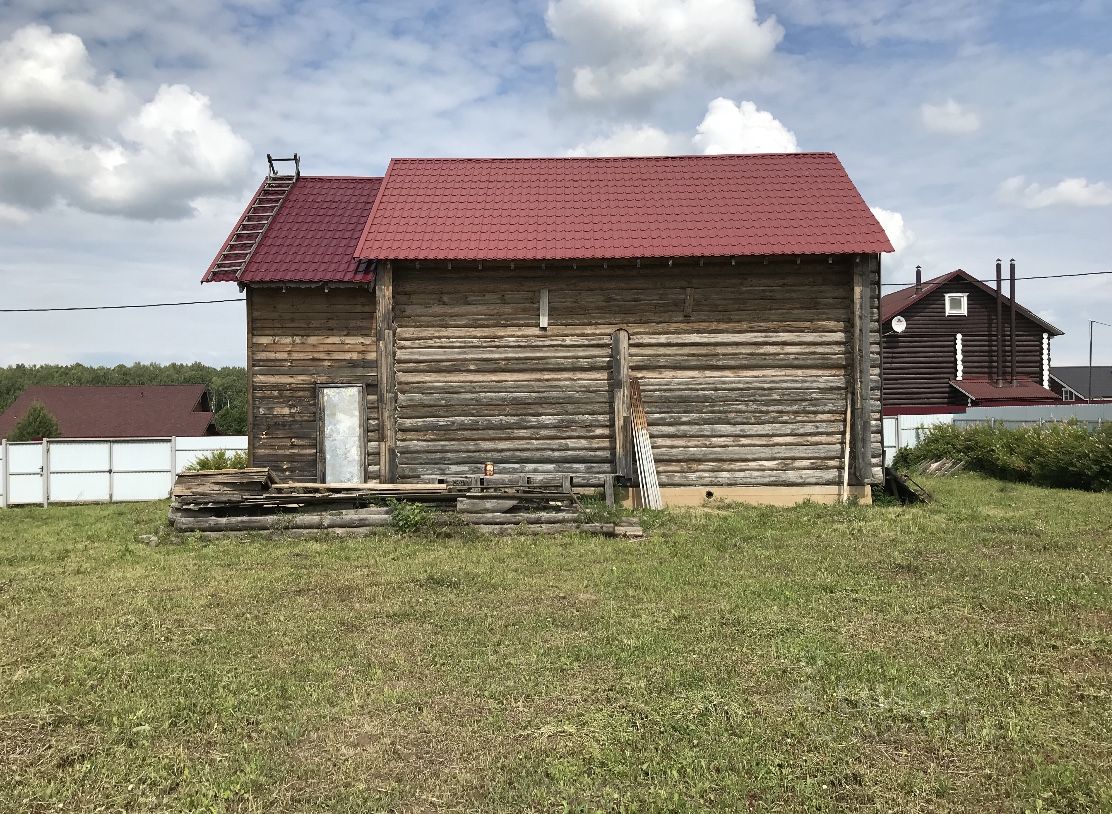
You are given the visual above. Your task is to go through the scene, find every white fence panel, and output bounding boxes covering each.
[0,435,251,508]
[112,439,172,474]
[883,413,955,466]
[7,442,44,506]
[50,441,110,472]
[113,439,173,502]
[113,471,174,502]
[50,472,111,503]
[48,441,113,503]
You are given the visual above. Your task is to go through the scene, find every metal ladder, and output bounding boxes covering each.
[208,154,300,280]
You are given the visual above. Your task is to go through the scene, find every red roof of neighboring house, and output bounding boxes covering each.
[950,377,1060,402]
[881,269,1063,335]
[203,176,382,284]
[0,385,216,439]
[355,153,893,261]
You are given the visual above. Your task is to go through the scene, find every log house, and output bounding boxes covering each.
[880,267,1063,412]
[204,154,893,505]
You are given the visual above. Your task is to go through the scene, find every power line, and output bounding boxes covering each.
[881,269,1112,287]
[0,298,245,313]
[1,268,1109,310]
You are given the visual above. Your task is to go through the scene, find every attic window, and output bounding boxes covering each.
[945,293,968,316]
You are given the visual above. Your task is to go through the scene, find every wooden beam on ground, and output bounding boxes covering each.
[376,262,397,482]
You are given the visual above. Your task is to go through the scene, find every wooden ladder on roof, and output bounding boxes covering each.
[209,154,300,280]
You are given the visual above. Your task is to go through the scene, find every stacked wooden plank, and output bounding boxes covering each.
[172,468,276,499]
[168,470,642,538]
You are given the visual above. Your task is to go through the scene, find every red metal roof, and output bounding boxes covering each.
[881,269,1063,335]
[0,385,216,439]
[355,153,893,261]
[950,377,1060,402]
[203,177,382,284]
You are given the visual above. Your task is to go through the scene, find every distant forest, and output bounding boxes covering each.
[0,363,248,435]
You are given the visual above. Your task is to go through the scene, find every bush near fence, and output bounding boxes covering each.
[894,420,1112,491]
[184,450,248,471]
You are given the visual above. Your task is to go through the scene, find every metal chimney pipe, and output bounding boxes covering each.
[995,259,1004,387]
[1009,259,1017,385]
[915,265,922,293]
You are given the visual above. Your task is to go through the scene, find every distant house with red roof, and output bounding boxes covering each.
[880,267,1064,413]
[202,153,893,504]
[0,385,217,439]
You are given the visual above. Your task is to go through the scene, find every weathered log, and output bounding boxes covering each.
[173,514,394,532]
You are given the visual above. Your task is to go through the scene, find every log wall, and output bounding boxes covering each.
[883,279,1049,406]
[248,286,379,481]
[390,258,882,487]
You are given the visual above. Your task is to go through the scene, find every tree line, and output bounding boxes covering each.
[0,363,248,435]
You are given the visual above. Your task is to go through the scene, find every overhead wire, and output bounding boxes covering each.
[1,268,1110,310]
[880,269,1112,286]
[1,298,245,313]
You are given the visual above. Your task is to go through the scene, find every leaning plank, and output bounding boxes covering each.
[629,378,663,510]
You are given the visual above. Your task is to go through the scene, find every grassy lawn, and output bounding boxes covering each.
[1,475,1109,813]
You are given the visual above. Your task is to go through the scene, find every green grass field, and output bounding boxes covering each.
[1,475,1109,813]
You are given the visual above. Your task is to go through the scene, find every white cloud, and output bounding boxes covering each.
[997,175,1112,208]
[692,97,799,154]
[566,124,679,156]
[0,25,253,221]
[546,0,783,104]
[0,202,31,224]
[570,97,797,156]
[870,207,915,254]
[0,23,130,136]
[920,99,981,134]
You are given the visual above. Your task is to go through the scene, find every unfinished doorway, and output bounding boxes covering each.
[318,385,365,483]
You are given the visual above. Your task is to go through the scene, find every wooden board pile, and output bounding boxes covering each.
[169,470,643,538]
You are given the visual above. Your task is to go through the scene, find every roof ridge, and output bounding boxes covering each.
[294,175,383,181]
[386,152,838,162]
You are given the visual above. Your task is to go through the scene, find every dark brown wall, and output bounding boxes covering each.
[248,287,379,481]
[882,280,1050,406]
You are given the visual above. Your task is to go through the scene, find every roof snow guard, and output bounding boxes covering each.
[355,153,894,261]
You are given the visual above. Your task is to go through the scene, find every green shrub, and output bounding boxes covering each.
[184,449,248,471]
[7,402,61,441]
[387,499,436,533]
[898,420,1112,491]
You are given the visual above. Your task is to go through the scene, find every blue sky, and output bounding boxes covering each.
[1,0,1110,367]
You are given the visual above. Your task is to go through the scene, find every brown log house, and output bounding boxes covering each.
[203,153,893,505]
[880,266,1064,414]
